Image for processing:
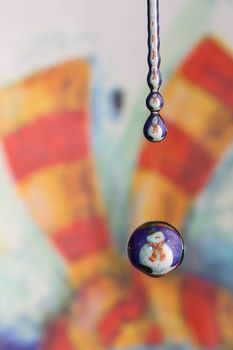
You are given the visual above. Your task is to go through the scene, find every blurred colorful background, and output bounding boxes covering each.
[0,0,233,349]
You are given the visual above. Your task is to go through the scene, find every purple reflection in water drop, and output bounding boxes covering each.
[143,113,167,142]
[128,221,184,277]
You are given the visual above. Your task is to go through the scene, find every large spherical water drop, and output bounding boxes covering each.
[127,221,184,277]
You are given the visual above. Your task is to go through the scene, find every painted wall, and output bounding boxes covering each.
[0,1,232,349]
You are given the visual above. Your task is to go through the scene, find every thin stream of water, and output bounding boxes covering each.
[144,0,167,143]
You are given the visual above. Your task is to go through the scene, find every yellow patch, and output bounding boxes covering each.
[163,74,233,157]
[114,320,150,347]
[130,169,190,231]
[142,274,193,344]
[0,60,90,135]
[18,158,105,234]
[216,288,233,347]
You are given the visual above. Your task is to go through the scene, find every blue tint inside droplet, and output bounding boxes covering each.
[127,221,184,277]
[143,113,167,142]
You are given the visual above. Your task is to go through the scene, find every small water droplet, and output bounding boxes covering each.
[143,113,167,142]
[146,92,164,111]
[127,221,184,277]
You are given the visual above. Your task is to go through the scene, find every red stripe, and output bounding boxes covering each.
[97,275,148,346]
[42,319,75,350]
[3,110,89,181]
[181,38,233,110]
[181,276,220,347]
[52,217,110,261]
[139,122,215,195]
[145,326,163,345]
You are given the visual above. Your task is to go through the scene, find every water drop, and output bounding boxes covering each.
[127,221,184,277]
[146,92,164,112]
[143,113,167,142]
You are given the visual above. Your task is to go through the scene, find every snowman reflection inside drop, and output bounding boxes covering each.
[147,115,164,141]
[139,231,173,275]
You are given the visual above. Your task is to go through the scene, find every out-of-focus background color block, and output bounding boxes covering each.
[0,1,232,349]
